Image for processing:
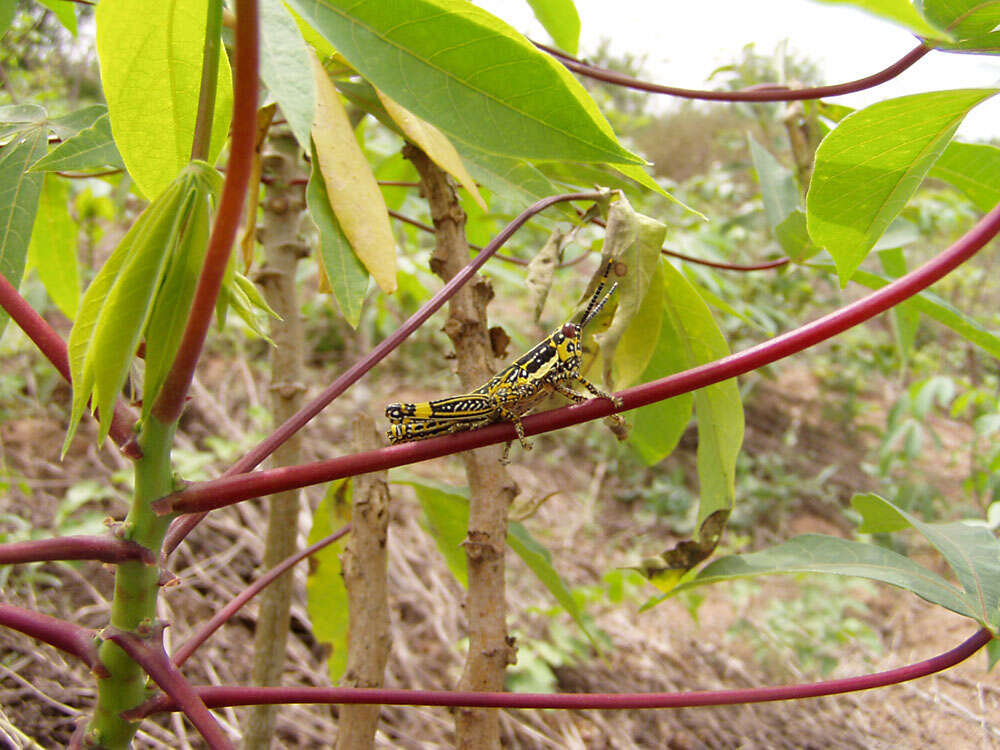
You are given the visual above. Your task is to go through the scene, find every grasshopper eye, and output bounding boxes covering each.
[561,323,578,338]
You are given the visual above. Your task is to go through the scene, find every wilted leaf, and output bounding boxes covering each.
[310,51,396,293]
[376,89,487,211]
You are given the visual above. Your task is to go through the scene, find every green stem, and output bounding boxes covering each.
[87,416,177,748]
[190,0,223,162]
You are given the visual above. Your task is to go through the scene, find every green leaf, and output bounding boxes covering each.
[404,478,470,587]
[661,260,744,526]
[810,262,1000,360]
[507,521,601,650]
[27,175,80,319]
[30,113,125,173]
[0,0,15,35]
[259,0,315,152]
[0,104,46,140]
[0,127,47,337]
[65,170,195,449]
[807,88,997,286]
[611,254,663,389]
[36,0,76,35]
[809,0,950,39]
[643,533,977,619]
[46,105,108,140]
[307,152,369,328]
[306,479,353,683]
[525,0,580,54]
[287,0,641,165]
[399,476,599,645]
[629,263,694,466]
[96,0,234,199]
[611,162,703,218]
[929,141,1000,212]
[775,210,819,262]
[921,0,1000,51]
[453,141,578,221]
[141,187,212,414]
[852,493,1000,627]
[878,248,918,365]
[749,134,799,232]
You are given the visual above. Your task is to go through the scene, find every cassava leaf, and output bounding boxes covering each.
[287,0,640,165]
[96,0,233,198]
[27,174,80,319]
[807,88,997,286]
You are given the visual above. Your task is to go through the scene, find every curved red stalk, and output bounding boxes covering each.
[0,535,152,565]
[539,41,931,102]
[130,628,992,715]
[151,0,259,424]
[158,199,1000,516]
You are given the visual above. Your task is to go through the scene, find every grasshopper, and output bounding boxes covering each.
[386,261,624,462]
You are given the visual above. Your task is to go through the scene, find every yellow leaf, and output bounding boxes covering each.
[310,52,396,293]
[376,89,487,212]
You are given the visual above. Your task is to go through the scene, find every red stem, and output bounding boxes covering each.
[538,40,931,102]
[0,603,102,672]
[158,199,1000,516]
[0,273,141,458]
[130,628,992,715]
[161,191,604,555]
[151,0,259,424]
[0,535,152,565]
[103,627,234,750]
[172,524,351,667]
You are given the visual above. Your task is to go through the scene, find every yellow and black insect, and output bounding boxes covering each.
[385,262,624,461]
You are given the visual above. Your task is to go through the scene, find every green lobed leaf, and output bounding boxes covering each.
[141,184,213,415]
[259,0,316,152]
[0,127,47,337]
[95,0,233,199]
[46,105,108,140]
[306,479,353,683]
[920,0,1000,51]
[749,134,799,233]
[611,162,703,219]
[929,141,1000,212]
[307,151,369,328]
[0,104,46,140]
[30,113,125,173]
[27,175,80,319]
[807,88,997,286]
[852,493,1000,627]
[809,262,1000,360]
[809,0,950,39]
[65,171,194,449]
[287,0,641,165]
[643,533,977,619]
[524,0,580,55]
[661,260,744,527]
[629,261,694,466]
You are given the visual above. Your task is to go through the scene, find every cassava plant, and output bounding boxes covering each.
[1,0,1000,748]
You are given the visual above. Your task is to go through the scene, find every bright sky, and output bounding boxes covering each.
[477,0,1000,140]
